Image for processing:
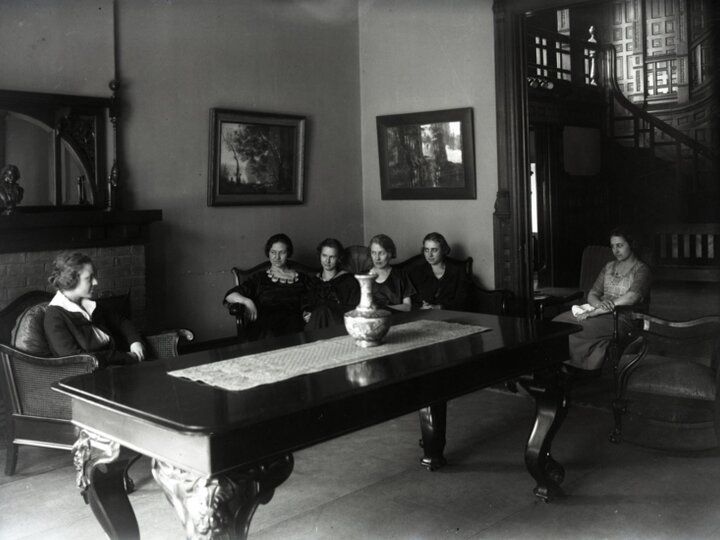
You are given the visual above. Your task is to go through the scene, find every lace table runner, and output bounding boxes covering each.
[169,319,490,391]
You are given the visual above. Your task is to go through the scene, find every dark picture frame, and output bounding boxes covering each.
[376,107,476,200]
[207,109,306,206]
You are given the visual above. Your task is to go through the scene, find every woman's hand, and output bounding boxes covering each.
[130,341,146,361]
[577,302,612,321]
[420,301,441,310]
[244,300,258,322]
[303,311,311,323]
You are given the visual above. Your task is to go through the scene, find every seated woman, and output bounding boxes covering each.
[553,228,651,372]
[303,238,360,330]
[44,251,146,368]
[224,233,307,339]
[368,234,415,312]
[409,232,472,311]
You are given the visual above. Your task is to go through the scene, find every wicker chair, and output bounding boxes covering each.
[0,291,194,476]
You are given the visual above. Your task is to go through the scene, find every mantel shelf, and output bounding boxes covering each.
[0,209,162,254]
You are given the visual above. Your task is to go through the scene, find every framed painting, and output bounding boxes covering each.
[208,109,306,205]
[376,107,476,200]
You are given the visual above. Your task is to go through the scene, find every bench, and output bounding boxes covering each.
[640,224,720,321]
[227,247,513,340]
[645,223,720,283]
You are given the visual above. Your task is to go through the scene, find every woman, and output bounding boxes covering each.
[223,233,307,339]
[303,238,360,330]
[368,234,415,312]
[409,232,471,311]
[44,251,146,367]
[553,228,651,372]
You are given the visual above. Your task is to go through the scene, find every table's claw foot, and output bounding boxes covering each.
[152,454,294,540]
[544,454,565,485]
[533,482,565,502]
[418,402,447,471]
[73,429,140,539]
[521,367,569,503]
[420,455,447,471]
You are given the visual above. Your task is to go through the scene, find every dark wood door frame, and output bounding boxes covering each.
[492,0,595,315]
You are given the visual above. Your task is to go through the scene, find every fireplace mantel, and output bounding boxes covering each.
[0,209,162,254]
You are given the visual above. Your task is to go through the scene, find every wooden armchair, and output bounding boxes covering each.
[534,245,613,320]
[0,291,194,476]
[609,312,720,451]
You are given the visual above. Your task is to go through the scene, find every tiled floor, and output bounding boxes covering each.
[2,388,720,539]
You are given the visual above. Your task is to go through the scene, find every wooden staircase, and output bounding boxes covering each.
[599,44,718,220]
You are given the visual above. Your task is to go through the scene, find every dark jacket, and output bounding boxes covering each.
[44,304,143,367]
[409,259,472,311]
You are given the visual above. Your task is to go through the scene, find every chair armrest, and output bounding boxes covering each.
[471,286,514,316]
[228,302,245,317]
[227,302,253,341]
[534,290,584,319]
[144,329,195,359]
[0,343,97,419]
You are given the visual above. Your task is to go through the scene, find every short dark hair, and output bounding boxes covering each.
[609,227,637,251]
[317,238,345,262]
[48,251,94,291]
[368,234,397,258]
[264,233,293,257]
[421,232,451,257]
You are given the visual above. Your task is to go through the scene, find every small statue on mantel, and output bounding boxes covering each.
[0,164,24,215]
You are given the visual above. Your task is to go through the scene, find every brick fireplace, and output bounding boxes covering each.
[0,209,161,450]
[0,209,161,326]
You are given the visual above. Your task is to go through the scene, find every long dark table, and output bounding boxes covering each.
[54,310,579,539]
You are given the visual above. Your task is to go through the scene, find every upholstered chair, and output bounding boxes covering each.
[609,313,720,451]
[0,291,193,476]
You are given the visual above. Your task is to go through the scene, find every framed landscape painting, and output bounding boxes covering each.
[208,109,306,206]
[376,107,476,200]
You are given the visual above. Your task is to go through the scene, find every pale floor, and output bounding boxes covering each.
[1,388,720,540]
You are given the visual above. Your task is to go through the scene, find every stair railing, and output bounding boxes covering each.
[599,44,718,191]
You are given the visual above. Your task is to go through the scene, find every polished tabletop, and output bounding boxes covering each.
[55,310,578,476]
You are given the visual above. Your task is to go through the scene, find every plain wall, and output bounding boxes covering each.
[1,0,500,340]
[2,0,364,340]
[358,0,497,287]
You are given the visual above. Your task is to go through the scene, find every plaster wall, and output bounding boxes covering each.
[1,0,364,340]
[358,0,497,288]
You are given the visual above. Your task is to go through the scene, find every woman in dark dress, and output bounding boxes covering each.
[303,238,360,330]
[368,234,415,312]
[409,232,471,311]
[223,233,307,340]
[44,251,146,368]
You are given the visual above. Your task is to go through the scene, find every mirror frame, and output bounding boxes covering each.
[0,87,118,210]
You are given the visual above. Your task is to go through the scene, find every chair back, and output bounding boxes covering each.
[0,291,52,345]
[628,313,720,370]
[342,245,372,275]
[11,302,52,356]
[578,245,613,295]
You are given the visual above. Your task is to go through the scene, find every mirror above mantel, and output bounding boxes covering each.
[0,85,119,211]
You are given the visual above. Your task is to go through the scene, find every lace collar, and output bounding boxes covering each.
[266,267,299,284]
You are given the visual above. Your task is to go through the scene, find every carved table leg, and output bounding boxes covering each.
[520,369,569,502]
[152,454,294,540]
[418,401,447,471]
[73,429,140,539]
